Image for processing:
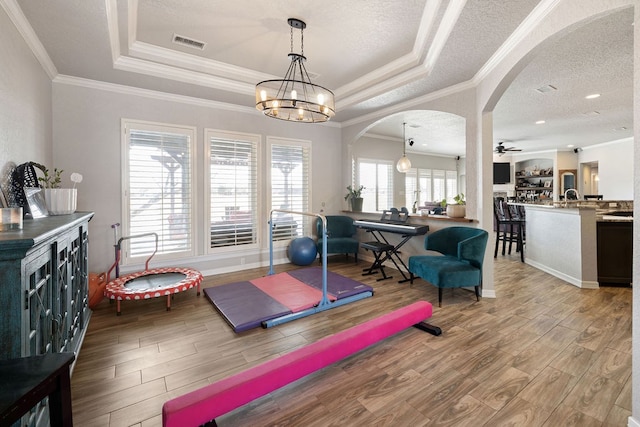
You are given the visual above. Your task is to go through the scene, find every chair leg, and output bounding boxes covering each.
[438,287,443,307]
[494,230,500,258]
[409,273,414,284]
[355,252,358,264]
[474,286,480,301]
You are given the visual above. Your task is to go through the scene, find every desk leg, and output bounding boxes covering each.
[48,365,73,427]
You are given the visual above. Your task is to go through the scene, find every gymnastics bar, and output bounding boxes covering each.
[162,301,436,427]
[263,209,373,328]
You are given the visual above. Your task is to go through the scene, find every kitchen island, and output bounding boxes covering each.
[514,200,633,288]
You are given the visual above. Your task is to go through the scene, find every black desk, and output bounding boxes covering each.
[0,352,75,427]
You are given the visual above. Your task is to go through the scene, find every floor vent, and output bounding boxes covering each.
[172,34,206,50]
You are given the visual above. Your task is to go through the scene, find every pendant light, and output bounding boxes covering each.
[255,18,335,123]
[396,122,412,173]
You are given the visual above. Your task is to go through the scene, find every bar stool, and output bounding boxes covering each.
[493,198,524,262]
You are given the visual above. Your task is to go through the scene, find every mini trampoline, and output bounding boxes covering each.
[105,267,202,315]
[104,224,203,315]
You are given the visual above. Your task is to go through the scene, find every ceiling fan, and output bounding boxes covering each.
[495,141,522,156]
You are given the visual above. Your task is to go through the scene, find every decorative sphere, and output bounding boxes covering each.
[287,237,317,266]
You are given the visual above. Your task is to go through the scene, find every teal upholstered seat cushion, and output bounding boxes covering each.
[408,226,488,302]
[315,216,359,258]
[408,255,480,288]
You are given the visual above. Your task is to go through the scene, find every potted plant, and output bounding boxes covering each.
[446,193,466,218]
[35,164,82,215]
[344,185,365,212]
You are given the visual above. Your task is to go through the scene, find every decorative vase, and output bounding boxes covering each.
[44,188,77,215]
[446,204,465,218]
[351,197,363,212]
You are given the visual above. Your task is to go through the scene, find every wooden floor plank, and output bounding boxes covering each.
[71,253,632,426]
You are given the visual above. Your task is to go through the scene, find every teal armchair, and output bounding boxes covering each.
[408,226,488,306]
[315,215,359,263]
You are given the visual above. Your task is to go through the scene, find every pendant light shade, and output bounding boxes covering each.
[396,122,412,173]
[396,155,412,173]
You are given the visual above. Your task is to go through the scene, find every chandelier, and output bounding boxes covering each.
[255,18,335,123]
[396,122,412,173]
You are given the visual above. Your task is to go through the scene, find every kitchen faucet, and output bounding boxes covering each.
[564,188,579,206]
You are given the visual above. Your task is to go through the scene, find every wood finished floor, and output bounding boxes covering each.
[72,253,632,426]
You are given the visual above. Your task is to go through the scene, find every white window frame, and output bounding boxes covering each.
[266,136,312,247]
[121,119,197,265]
[204,129,261,254]
[356,158,393,212]
[406,167,458,205]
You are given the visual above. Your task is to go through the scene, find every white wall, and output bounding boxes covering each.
[353,134,458,208]
[52,81,342,274]
[578,138,634,199]
[0,7,52,188]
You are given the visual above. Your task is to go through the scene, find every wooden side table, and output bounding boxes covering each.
[0,352,75,427]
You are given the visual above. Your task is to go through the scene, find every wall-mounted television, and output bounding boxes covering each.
[493,162,511,184]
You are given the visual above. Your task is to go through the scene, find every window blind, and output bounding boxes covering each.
[209,134,258,248]
[125,125,193,258]
[270,141,310,241]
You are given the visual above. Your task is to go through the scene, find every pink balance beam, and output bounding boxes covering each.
[162,300,434,427]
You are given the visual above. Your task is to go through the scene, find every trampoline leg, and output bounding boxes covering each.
[167,296,171,311]
[116,300,122,316]
[197,283,201,297]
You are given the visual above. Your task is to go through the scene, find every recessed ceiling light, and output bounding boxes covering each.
[585,94,600,99]
[615,126,628,131]
[567,144,575,148]
[535,85,557,93]
[582,111,600,116]
[535,120,546,124]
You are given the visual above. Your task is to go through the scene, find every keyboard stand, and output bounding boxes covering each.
[361,241,394,281]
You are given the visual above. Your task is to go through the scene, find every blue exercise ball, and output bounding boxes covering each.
[287,237,317,266]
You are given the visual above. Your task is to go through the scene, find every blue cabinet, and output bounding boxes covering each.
[0,212,93,426]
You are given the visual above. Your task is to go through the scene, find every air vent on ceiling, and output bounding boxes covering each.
[172,34,206,50]
[535,84,557,93]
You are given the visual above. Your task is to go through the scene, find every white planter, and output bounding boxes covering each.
[446,204,466,218]
[44,188,77,215]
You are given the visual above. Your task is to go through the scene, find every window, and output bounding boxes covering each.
[268,137,311,242]
[206,130,259,251]
[357,159,393,212]
[122,120,195,263]
[406,168,456,206]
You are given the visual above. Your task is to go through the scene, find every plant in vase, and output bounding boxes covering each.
[344,185,365,212]
[35,164,82,215]
[446,193,466,218]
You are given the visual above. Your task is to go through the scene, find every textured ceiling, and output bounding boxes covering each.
[12,0,635,157]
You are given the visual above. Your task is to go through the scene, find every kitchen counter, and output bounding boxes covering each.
[515,201,633,288]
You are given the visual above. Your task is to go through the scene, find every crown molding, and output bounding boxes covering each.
[105,0,120,63]
[53,73,342,128]
[473,0,562,83]
[335,0,443,100]
[128,40,272,83]
[336,0,465,109]
[113,55,256,94]
[423,0,466,73]
[342,79,475,128]
[0,0,57,79]
[53,74,255,113]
